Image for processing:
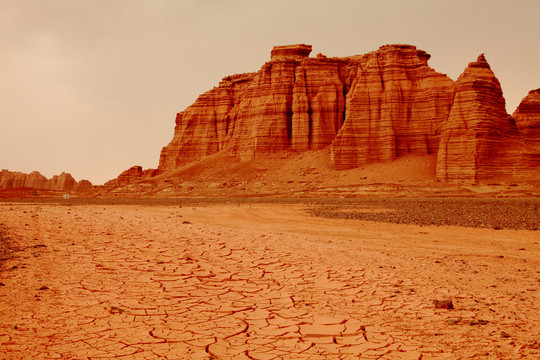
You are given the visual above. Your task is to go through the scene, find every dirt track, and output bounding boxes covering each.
[1,202,539,359]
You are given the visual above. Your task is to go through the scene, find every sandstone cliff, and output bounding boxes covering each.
[159,44,456,171]
[513,89,540,171]
[0,170,93,192]
[291,56,347,152]
[147,44,540,184]
[436,55,526,181]
[158,73,256,169]
[331,45,455,169]
[104,166,160,187]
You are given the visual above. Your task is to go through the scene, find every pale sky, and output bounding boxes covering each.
[1,0,539,185]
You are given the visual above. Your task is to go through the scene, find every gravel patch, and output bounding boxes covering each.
[0,224,18,268]
[308,198,539,230]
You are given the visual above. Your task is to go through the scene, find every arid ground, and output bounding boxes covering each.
[1,198,539,359]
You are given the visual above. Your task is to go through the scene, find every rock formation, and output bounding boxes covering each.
[436,55,525,181]
[291,56,346,152]
[513,89,540,170]
[75,180,94,193]
[158,73,256,169]
[159,44,457,171]
[104,166,159,187]
[145,44,540,184]
[331,45,455,169]
[26,171,49,189]
[0,170,93,192]
[271,44,313,61]
[225,59,297,160]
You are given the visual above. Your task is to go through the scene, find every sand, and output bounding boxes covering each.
[92,150,539,198]
[1,201,539,359]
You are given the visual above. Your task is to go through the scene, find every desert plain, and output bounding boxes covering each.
[0,197,539,360]
[2,5,540,360]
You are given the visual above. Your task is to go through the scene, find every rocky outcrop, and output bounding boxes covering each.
[513,89,540,169]
[26,171,49,189]
[160,44,455,171]
[436,55,525,181]
[159,44,352,169]
[291,57,347,151]
[75,180,94,193]
[158,73,255,169]
[0,170,93,192]
[330,45,455,169]
[104,166,160,187]
[271,44,312,61]
[0,170,27,189]
[225,59,298,160]
[48,172,77,192]
[154,44,539,183]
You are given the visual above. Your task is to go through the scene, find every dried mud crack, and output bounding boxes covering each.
[0,202,539,359]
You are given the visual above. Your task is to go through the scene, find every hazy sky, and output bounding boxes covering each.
[1,0,539,185]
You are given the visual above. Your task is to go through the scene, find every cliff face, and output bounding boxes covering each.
[225,59,297,160]
[513,89,540,170]
[436,55,525,181]
[291,56,347,152]
[0,170,93,192]
[158,73,255,170]
[153,44,539,183]
[331,45,455,169]
[159,44,454,170]
[104,166,160,187]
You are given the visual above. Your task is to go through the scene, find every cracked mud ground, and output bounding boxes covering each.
[1,203,539,359]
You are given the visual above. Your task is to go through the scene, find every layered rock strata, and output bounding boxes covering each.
[104,166,159,187]
[331,45,455,169]
[153,44,539,183]
[513,89,540,169]
[271,44,313,61]
[436,55,525,181]
[159,44,455,169]
[158,73,256,169]
[0,170,93,192]
[225,59,298,160]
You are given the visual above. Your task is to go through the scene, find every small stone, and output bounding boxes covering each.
[501,331,511,338]
[469,319,489,326]
[447,318,460,325]
[109,306,125,314]
[37,286,49,291]
[434,299,454,309]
